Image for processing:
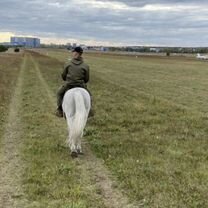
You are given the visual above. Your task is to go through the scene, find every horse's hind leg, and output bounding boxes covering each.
[67,125,78,158]
[76,141,83,155]
[69,135,78,158]
[71,151,78,158]
[76,132,84,155]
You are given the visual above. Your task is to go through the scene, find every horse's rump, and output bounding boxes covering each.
[62,87,91,117]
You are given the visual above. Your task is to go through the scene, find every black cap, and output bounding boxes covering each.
[72,46,83,54]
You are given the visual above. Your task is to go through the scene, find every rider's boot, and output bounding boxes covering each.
[88,108,95,118]
[55,107,63,117]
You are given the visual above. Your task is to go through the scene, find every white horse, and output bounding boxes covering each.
[62,88,91,158]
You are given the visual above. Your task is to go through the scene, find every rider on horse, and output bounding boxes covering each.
[56,46,93,117]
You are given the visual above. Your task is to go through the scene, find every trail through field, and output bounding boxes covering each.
[30,55,138,208]
[2,50,208,207]
[77,147,139,208]
[30,49,208,207]
[0,55,27,208]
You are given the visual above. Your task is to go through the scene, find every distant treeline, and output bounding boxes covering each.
[11,43,208,54]
[108,47,208,54]
[0,45,8,52]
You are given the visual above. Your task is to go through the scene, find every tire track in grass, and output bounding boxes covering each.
[29,54,107,207]
[30,56,55,107]
[30,54,139,208]
[0,55,28,208]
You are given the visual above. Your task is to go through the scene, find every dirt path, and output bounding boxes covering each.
[30,55,138,208]
[77,147,139,208]
[0,55,27,208]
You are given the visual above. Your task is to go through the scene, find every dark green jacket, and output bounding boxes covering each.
[62,57,89,87]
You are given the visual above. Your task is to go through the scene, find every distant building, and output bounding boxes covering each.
[150,48,160,53]
[10,37,40,48]
[89,46,109,51]
[80,44,88,50]
[72,43,77,48]
[100,47,109,52]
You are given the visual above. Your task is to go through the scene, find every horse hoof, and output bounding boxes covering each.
[71,151,78,158]
[77,150,84,155]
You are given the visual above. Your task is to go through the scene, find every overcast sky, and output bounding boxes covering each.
[0,0,208,46]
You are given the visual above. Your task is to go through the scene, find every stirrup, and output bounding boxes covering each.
[55,109,63,117]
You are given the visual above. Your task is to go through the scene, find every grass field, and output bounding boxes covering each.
[0,49,208,207]
[0,53,22,149]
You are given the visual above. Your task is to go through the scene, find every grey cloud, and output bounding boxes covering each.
[0,0,208,46]
[97,0,208,7]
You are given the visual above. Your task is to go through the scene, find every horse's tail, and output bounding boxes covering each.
[69,91,87,141]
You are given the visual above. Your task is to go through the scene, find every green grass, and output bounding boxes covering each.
[7,53,106,208]
[0,53,22,144]
[1,49,208,207]
[41,49,208,112]
[36,49,208,207]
